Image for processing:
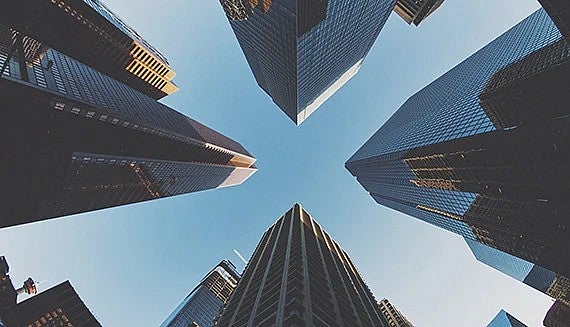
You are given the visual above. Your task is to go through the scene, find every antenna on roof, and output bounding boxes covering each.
[233,249,248,265]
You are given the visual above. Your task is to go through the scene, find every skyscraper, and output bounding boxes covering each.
[0,24,256,229]
[216,203,388,326]
[486,310,527,327]
[0,256,101,327]
[538,0,570,37]
[394,0,445,26]
[220,0,397,125]
[161,260,240,327]
[466,239,570,305]
[346,9,569,276]
[378,298,415,327]
[0,0,178,99]
[544,300,570,327]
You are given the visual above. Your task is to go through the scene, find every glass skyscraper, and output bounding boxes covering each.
[217,204,388,326]
[161,260,240,327]
[220,0,397,125]
[486,310,527,327]
[346,9,569,277]
[0,22,256,228]
[0,0,178,99]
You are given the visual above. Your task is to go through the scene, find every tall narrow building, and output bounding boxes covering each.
[486,310,527,327]
[216,204,387,326]
[0,25,256,229]
[346,9,570,277]
[378,298,415,327]
[161,260,240,327]
[0,0,178,99]
[0,256,101,326]
[219,0,397,125]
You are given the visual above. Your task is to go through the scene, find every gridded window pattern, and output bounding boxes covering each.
[14,281,101,327]
[348,9,562,163]
[0,32,253,160]
[37,153,255,219]
[466,238,534,281]
[224,0,396,124]
[217,204,386,327]
[378,298,415,327]
[161,261,240,327]
[297,0,396,113]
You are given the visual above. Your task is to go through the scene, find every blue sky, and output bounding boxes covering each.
[0,0,555,326]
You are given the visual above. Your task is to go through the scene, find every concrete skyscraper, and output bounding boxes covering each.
[378,298,415,327]
[0,18,256,228]
[394,0,445,26]
[0,0,178,99]
[216,204,388,326]
[219,0,397,125]
[161,260,240,327]
[346,9,569,277]
[0,256,101,327]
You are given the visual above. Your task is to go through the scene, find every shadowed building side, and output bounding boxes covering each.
[0,27,256,229]
[221,0,396,125]
[0,0,178,99]
[216,204,388,327]
[346,10,570,278]
[538,0,570,37]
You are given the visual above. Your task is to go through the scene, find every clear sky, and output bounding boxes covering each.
[0,0,555,326]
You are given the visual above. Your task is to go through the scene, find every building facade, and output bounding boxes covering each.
[346,9,570,277]
[394,0,445,25]
[538,0,570,37]
[378,298,414,327]
[466,240,570,305]
[0,256,100,327]
[544,300,570,327]
[161,260,240,327]
[220,0,397,125]
[0,0,178,99]
[216,203,388,326]
[486,310,527,327]
[0,25,256,229]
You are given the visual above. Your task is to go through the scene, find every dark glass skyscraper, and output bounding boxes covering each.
[0,0,178,99]
[216,204,388,326]
[538,0,570,37]
[0,256,101,327]
[161,260,240,327]
[0,24,256,229]
[220,0,397,125]
[346,9,570,277]
[486,310,527,327]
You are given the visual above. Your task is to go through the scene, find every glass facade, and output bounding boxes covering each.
[221,0,396,124]
[346,10,570,277]
[161,261,240,327]
[486,310,527,327]
[0,0,177,99]
[217,204,388,326]
[0,27,256,228]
